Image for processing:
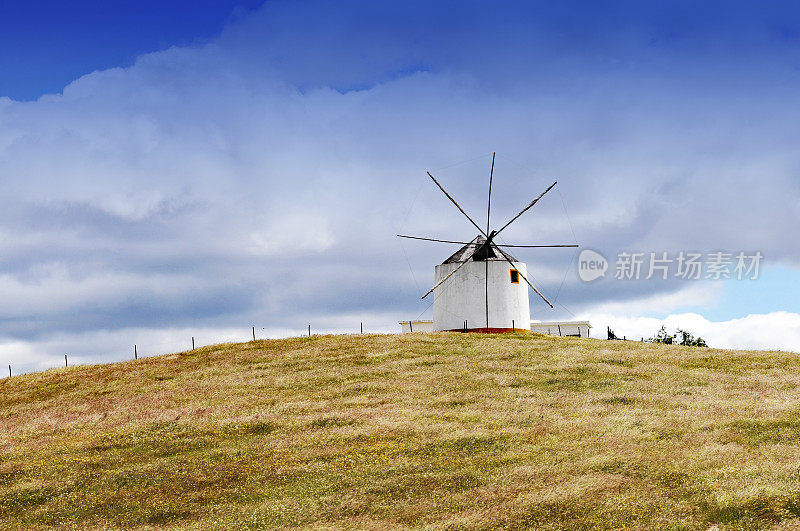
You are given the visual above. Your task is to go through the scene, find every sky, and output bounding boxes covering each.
[2,0,800,373]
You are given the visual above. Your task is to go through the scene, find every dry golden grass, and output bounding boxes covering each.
[1,332,800,529]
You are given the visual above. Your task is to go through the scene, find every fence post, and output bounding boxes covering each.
[308,325,311,337]
[192,337,195,350]
[360,322,363,334]
[558,324,562,336]
[252,326,256,341]
[512,319,515,332]
[7,365,10,378]
[134,345,138,360]
[65,354,68,367]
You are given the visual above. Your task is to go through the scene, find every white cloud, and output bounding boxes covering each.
[583,311,800,352]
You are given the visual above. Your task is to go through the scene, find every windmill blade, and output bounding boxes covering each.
[496,244,579,248]
[486,152,495,235]
[494,181,557,237]
[420,245,481,299]
[427,171,488,237]
[397,234,472,245]
[495,247,554,308]
[485,153,496,332]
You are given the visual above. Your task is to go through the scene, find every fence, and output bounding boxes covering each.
[4,322,374,379]
[606,327,645,342]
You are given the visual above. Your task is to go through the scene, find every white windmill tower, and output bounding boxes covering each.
[399,153,577,332]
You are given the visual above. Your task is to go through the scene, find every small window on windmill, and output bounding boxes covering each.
[510,269,520,284]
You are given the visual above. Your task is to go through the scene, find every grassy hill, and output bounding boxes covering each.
[2,333,800,530]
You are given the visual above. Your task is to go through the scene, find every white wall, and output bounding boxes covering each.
[433,261,531,331]
[399,321,434,333]
[530,321,591,337]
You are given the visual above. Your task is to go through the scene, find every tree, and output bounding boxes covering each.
[648,325,707,347]
[676,329,707,347]
[650,325,675,344]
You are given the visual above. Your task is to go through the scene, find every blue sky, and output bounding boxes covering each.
[0,0,264,100]
[710,266,798,321]
[2,0,800,371]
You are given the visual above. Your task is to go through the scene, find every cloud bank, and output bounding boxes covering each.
[2,0,800,372]
[583,311,800,353]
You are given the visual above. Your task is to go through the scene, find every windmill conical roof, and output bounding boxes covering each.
[441,235,519,264]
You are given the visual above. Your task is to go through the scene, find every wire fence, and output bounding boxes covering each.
[4,320,602,379]
[3,322,381,380]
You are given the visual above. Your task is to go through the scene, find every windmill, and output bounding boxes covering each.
[398,153,578,332]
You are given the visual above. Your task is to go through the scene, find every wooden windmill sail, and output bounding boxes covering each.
[398,152,577,332]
